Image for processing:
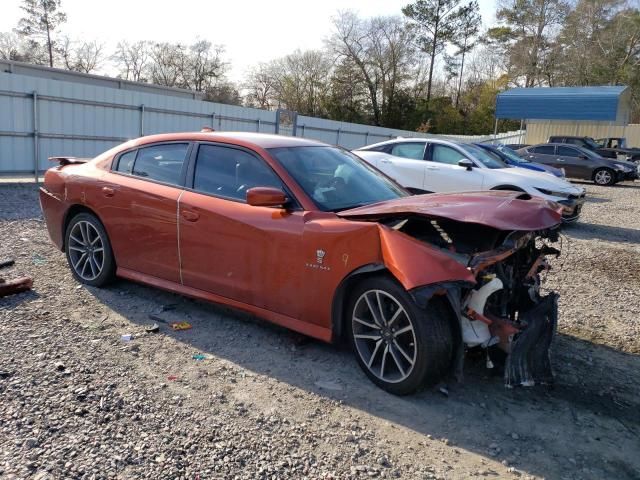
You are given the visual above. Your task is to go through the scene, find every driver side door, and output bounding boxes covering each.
[423,143,484,192]
[178,143,305,319]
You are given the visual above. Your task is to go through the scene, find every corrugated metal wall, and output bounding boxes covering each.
[0,69,520,175]
[525,121,640,146]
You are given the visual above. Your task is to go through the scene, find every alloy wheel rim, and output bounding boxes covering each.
[68,221,105,281]
[595,170,612,184]
[352,289,417,383]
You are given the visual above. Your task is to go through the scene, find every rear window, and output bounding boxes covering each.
[531,145,555,155]
[131,143,189,185]
[390,143,425,160]
[116,150,137,173]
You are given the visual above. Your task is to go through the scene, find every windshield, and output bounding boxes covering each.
[584,137,600,150]
[268,146,408,211]
[460,144,508,169]
[494,145,530,163]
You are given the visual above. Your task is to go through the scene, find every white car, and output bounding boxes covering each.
[354,138,586,222]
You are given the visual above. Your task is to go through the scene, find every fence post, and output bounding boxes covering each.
[218,113,222,129]
[33,91,39,184]
[140,104,145,136]
[300,124,305,137]
[365,131,369,146]
[211,112,215,130]
[256,118,260,132]
[336,128,341,145]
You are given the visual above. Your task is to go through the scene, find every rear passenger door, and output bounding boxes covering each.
[98,142,191,283]
[525,145,557,167]
[375,142,427,191]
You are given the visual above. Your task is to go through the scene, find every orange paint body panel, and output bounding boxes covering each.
[39,131,562,343]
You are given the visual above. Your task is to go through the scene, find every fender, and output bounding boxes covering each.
[377,225,476,290]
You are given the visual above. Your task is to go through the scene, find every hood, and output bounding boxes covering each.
[338,191,563,231]
[493,167,580,193]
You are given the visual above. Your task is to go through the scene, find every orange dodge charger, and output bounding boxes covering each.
[40,132,563,395]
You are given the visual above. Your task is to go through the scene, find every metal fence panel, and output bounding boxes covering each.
[0,69,522,176]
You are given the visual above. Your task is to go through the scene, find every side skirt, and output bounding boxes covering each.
[116,267,333,342]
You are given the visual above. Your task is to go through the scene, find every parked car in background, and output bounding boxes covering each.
[354,138,586,222]
[40,131,564,394]
[595,137,640,163]
[548,135,640,163]
[474,143,565,178]
[518,143,639,185]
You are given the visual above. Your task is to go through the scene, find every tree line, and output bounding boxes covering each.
[1,0,639,135]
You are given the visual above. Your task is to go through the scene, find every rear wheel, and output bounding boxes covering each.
[65,212,116,287]
[347,276,454,395]
[593,168,615,186]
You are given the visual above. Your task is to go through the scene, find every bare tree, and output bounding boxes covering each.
[113,40,149,82]
[0,32,25,61]
[244,63,276,109]
[186,39,226,92]
[58,36,104,73]
[327,11,415,125]
[16,0,66,67]
[147,42,188,87]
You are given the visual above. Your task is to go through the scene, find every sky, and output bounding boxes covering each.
[1,0,498,82]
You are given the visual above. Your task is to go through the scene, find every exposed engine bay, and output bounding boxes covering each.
[387,215,561,387]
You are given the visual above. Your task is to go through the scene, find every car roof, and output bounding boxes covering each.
[128,131,327,150]
[360,137,464,149]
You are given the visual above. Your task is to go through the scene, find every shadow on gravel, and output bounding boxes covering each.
[0,289,40,307]
[85,280,640,480]
[563,221,640,244]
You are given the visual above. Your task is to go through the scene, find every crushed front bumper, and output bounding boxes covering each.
[557,196,585,223]
[505,293,558,387]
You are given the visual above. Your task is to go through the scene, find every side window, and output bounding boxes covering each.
[116,150,137,174]
[531,145,555,155]
[431,145,467,165]
[390,143,425,160]
[557,146,580,157]
[566,138,583,146]
[193,145,283,201]
[131,143,189,185]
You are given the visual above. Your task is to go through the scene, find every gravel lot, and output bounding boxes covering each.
[1,180,639,480]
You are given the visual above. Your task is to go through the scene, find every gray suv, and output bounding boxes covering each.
[517,143,638,186]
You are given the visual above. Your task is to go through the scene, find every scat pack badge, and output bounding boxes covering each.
[306,248,331,271]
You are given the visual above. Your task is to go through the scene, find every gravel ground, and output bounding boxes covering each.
[1,181,639,480]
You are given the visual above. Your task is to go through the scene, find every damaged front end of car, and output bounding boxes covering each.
[340,192,564,387]
[404,219,560,387]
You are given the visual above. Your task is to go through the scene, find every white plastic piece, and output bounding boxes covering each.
[460,278,504,347]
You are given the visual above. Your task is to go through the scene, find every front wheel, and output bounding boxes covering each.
[593,168,615,186]
[347,276,454,395]
[65,212,116,287]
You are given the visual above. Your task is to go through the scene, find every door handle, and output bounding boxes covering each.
[180,209,200,222]
[380,159,392,164]
[426,166,439,170]
[556,158,565,162]
[102,186,115,197]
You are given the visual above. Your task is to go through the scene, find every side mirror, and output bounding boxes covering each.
[458,159,474,171]
[246,187,288,207]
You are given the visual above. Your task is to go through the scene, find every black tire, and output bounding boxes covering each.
[347,275,454,395]
[64,212,116,287]
[593,168,615,186]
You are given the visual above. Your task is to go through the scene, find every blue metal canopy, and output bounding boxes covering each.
[496,86,630,123]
